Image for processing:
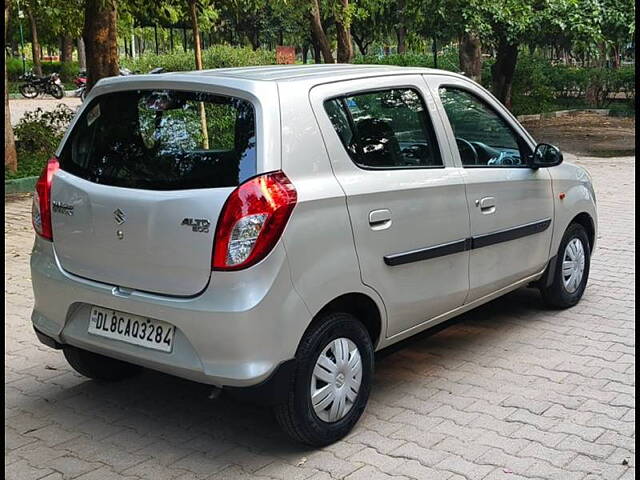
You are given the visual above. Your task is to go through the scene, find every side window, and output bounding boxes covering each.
[324,88,442,169]
[439,87,531,167]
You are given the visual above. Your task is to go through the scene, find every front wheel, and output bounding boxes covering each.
[274,312,374,446]
[48,84,64,99]
[19,83,38,98]
[539,222,591,308]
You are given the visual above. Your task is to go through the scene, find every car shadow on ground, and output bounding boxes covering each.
[19,286,553,457]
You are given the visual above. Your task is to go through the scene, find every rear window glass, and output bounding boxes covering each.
[323,88,442,169]
[59,89,256,190]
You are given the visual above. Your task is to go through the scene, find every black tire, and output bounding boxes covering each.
[80,88,87,102]
[539,222,591,308]
[274,312,374,446]
[19,83,38,99]
[48,84,64,99]
[63,345,141,381]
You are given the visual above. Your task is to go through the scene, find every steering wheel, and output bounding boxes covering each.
[455,137,479,165]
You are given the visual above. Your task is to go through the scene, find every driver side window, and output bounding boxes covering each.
[439,87,530,167]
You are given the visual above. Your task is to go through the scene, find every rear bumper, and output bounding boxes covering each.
[30,236,311,388]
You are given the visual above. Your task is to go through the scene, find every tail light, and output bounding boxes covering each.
[213,171,297,270]
[32,157,59,241]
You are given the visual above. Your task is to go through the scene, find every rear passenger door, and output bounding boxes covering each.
[310,76,471,338]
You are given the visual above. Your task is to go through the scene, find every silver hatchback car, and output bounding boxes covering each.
[31,64,597,445]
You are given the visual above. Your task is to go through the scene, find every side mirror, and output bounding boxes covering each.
[531,143,563,168]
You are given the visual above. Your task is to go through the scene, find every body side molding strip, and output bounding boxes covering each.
[471,218,552,249]
[383,218,552,266]
[383,238,470,266]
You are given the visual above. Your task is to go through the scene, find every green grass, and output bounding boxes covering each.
[4,152,48,180]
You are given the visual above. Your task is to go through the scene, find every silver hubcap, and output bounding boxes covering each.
[311,338,362,423]
[562,238,586,293]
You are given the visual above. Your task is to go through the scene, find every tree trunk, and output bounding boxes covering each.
[188,0,209,150]
[61,34,73,64]
[5,0,17,172]
[26,6,42,75]
[612,44,620,68]
[396,0,406,54]
[491,40,519,108]
[309,0,334,63]
[312,40,321,63]
[248,28,260,50]
[335,0,353,63]
[352,31,368,56]
[432,37,438,68]
[459,31,482,83]
[83,0,119,91]
[77,37,86,69]
[188,0,203,69]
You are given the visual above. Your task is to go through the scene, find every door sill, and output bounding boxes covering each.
[382,267,545,347]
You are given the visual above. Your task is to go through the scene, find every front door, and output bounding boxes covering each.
[426,77,554,301]
[310,76,471,337]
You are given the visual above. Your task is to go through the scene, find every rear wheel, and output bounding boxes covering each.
[274,312,374,446]
[19,84,38,99]
[539,222,591,308]
[63,346,141,381]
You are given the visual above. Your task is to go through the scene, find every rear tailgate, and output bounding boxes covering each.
[50,80,278,296]
[52,173,231,296]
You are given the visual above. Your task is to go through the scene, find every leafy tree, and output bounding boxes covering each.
[350,0,394,55]
[601,0,635,67]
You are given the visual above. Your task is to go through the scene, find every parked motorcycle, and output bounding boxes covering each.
[19,72,64,99]
[76,67,162,102]
[73,70,88,101]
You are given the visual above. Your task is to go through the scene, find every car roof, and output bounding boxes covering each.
[98,63,465,89]
[188,64,446,82]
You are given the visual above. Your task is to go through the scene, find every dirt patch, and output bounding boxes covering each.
[522,112,635,157]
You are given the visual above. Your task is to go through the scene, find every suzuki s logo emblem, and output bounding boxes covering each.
[113,208,126,225]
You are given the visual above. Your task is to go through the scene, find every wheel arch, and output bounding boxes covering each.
[303,292,384,350]
[570,212,596,251]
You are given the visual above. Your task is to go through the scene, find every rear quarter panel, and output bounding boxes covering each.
[276,79,388,347]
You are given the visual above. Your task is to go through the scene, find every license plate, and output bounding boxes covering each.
[88,307,175,353]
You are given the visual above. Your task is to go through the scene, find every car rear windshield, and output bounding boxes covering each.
[58,89,256,190]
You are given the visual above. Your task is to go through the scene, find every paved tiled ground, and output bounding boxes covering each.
[5,155,635,480]
[9,97,81,125]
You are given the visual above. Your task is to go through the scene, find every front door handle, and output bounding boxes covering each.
[479,197,495,208]
[369,209,392,230]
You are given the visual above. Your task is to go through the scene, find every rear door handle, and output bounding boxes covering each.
[369,209,392,230]
[476,197,496,214]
